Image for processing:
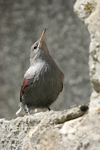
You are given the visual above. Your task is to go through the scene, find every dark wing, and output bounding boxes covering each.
[20,77,32,101]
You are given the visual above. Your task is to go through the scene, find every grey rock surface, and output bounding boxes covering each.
[0,106,100,150]
[0,107,88,150]
[0,0,91,119]
[60,111,100,150]
[74,0,100,112]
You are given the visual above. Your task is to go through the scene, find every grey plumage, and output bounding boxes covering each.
[19,29,64,114]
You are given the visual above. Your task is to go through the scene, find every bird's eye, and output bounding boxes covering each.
[34,45,37,49]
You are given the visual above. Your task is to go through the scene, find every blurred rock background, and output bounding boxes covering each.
[0,0,92,120]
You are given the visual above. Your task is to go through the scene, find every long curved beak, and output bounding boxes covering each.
[38,28,46,48]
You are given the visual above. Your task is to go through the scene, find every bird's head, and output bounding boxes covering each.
[30,28,50,63]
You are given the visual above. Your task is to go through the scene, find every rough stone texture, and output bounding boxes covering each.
[0,106,100,150]
[22,111,100,150]
[0,107,87,150]
[60,111,100,150]
[0,0,91,119]
[74,0,100,112]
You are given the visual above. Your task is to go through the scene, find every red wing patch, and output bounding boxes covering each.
[20,78,30,100]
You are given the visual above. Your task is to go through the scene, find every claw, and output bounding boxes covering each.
[24,105,30,115]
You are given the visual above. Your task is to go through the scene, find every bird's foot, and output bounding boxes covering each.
[48,107,51,111]
[24,105,30,115]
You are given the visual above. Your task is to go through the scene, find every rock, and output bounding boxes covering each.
[61,111,100,150]
[0,105,100,150]
[74,0,100,112]
[22,111,100,150]
[0,106,87,150]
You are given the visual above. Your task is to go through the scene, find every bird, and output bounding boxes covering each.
[17,29,64,115]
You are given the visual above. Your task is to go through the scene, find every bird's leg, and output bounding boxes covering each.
[48,107,51,111]
[16,107,23,116]
[24,105,30,115]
